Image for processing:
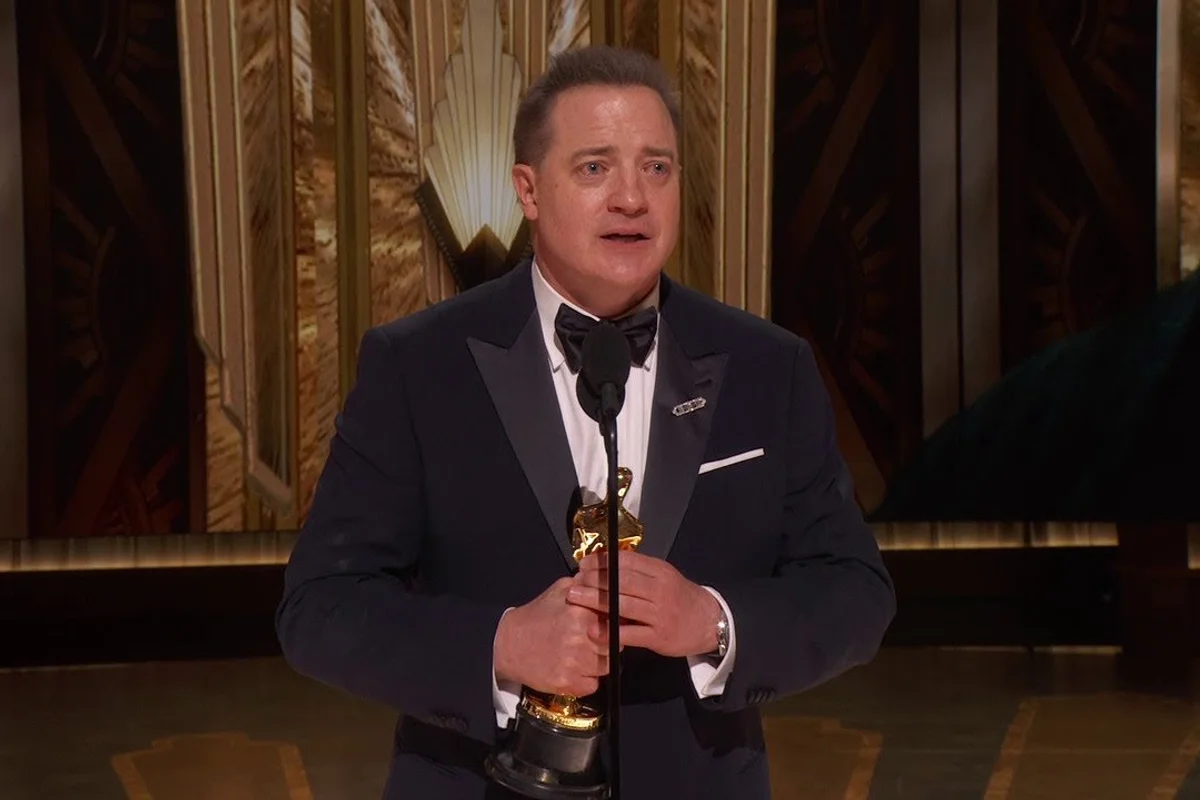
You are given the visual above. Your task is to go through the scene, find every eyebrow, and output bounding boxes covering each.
[569,145,677,161]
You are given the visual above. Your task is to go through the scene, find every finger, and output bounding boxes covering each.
[568,586,657,623]
[608,594,657,625]
[566,585,608,613]
[577,551,608,572]
[618,623,658,650]
[568,586,620,616]
[574,569,609,590]
[587,616,610,645]
[575,568,659,602]
[573,567,606,588]
[617,550,666,578]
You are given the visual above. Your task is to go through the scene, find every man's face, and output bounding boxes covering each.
[512,84,680,318]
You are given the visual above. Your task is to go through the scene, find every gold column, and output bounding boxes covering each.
[629,0,773,317]
[178,0,309,528]
[1170,0,1200,282]
[363,0,428,326]
[1159,0,1182,287]
[333,0,370,398]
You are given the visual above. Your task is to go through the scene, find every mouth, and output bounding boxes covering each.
[600,232,651,243]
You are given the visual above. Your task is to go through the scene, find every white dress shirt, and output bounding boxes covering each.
[491,260,738,728]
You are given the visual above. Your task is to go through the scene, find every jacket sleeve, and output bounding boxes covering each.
[276,326,509,745]
[702,339,896,712]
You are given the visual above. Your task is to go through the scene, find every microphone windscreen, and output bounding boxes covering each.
[580,322,632,394]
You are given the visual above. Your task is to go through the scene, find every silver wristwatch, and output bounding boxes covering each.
[708,609,729,659]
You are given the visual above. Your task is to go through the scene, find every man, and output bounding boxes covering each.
[277,45,895,799]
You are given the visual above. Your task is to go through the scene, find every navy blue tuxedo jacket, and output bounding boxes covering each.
[277,259,895,798]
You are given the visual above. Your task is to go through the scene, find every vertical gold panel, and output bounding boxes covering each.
[722,0,747,308]
[657,0,682,282]
[918,1,1001,428]
[307,0,341,515]
[177,0,221,364]
[237,0,299,517]
[410,0,441,305]
[294,0,317,516]
[513,2,529,91]
[657,0,679,76]
[548,0,591,54]
[205,0,249,428]
[744,0,773,316]
[0,0,23,538]
[1176,0,1200,280]
[364,0,426,325]
[590,0,610,45]
[1160,0,1182,286]
[204,360,245,531]
[958,0,1001,405]
[334,0,370,399]
[532,0,548,80]
[674,0,773,315]
[180,0,303,525]
[622,0,656,55]
[295,0,339,517]
[680,0,722,300]
[500,0,515,53]
[179,0,249,529]
[918,0,960,436]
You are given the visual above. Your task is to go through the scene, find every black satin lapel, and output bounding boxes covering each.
[468,315,579,569]
[637,322,727,560]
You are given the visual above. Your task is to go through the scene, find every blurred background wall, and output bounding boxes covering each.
[0,0,1196,663]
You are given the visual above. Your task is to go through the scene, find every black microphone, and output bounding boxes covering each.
[575,320,632,799]
[576,321,632,423]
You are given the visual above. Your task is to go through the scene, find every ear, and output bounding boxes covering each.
[511,163,539,221]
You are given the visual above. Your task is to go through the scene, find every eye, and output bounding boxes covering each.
[647,161,670,176]
[580,161,604,176]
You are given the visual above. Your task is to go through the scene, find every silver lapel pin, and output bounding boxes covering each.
[672,397,706,417]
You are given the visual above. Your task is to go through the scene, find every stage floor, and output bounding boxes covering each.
[1,647,1199,799]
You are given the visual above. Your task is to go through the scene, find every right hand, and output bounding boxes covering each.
[494,577,608,697]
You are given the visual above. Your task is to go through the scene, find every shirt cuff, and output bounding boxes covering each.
[686,586,737,698]
[493,607,522,728]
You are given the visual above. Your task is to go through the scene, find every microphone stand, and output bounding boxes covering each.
[600,402,621,800]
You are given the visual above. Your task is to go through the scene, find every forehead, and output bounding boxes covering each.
[544,84,676,152]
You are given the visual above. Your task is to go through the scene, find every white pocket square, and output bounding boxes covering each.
[698,448,765,475]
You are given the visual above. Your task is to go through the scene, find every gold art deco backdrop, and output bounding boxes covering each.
[176,0,777,532]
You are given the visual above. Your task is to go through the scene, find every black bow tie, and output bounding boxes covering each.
[554,303,659,373]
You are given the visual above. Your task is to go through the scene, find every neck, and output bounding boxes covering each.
[534,260,659,320]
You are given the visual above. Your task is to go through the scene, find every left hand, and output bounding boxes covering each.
[566,550,722,658]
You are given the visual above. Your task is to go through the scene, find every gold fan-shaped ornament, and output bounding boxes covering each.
[417,0,532,291]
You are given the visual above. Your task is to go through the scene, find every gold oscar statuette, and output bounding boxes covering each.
[485,468,643,799]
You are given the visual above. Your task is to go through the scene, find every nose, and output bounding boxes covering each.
[607,167,648,216]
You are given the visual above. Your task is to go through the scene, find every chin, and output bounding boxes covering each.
[591,262,657,289]
[591,272,661,314]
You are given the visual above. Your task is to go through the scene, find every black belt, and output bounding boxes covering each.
[395,715,493,779]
